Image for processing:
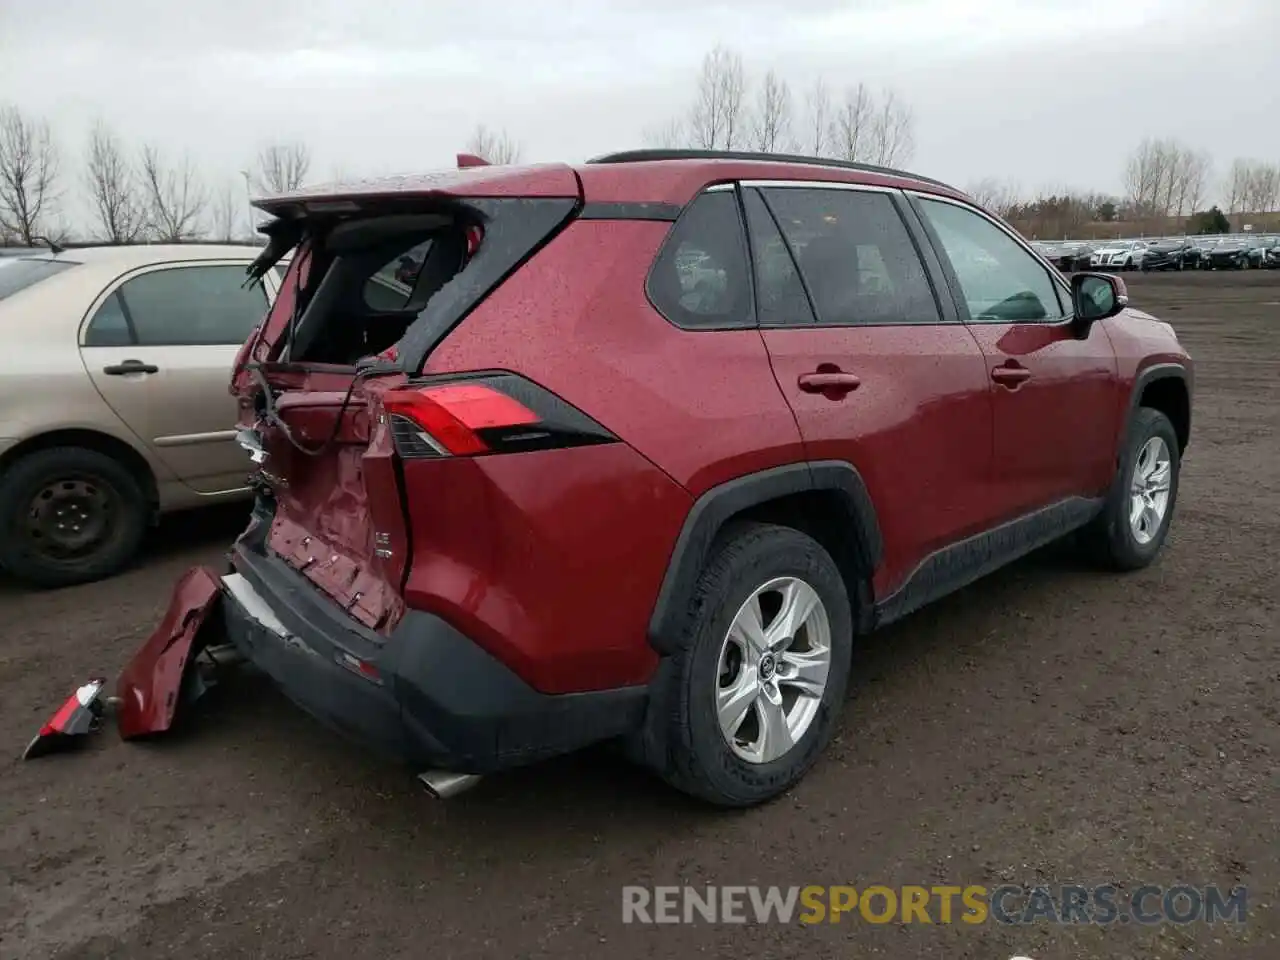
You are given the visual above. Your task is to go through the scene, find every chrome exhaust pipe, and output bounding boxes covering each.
[417,770,483,799]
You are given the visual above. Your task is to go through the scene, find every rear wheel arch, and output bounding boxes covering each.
[647,461,882,654]
[0,429,159,513]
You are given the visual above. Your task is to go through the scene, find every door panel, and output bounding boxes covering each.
[962,321,1118,511]
[745,186,997,598]
[912,196,1121,513]
[762,326,995,596]
[80,262,271,494]
[83,342,245,491]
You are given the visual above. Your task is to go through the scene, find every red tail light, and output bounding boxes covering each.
[382,373,616,458]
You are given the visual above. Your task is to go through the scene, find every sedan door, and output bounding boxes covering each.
[909,194,1121,516]
[80,261,272,495]
[743,183,997,599]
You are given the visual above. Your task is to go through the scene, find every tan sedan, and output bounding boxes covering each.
[0,245,282,587]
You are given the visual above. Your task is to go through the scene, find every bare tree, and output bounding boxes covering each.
[1178,149,1212,215]
[830,83,873,162]
[1222,159,1252,215]
[802,77,832,156]
[867,90,916,167]
[688,45,746,149]
[212,180,239,242]
[1123,138,1176,216]
[0,106,60,245]
[84,121,144,243]
[253,141,311,194]
[750,70,793,153]
[1242,162,1280,214]
[966,178,1022,219]
[464,124,522,165]
[140,145,206,242]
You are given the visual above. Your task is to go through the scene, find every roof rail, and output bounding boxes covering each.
[586,149,954,191]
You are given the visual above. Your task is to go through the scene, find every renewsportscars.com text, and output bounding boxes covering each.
[621,884,1248,926]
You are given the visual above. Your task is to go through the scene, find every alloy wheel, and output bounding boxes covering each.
[715,576,832,764]
[1129,436,1173,545]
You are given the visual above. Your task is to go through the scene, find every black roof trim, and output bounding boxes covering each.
[587,149,954,192]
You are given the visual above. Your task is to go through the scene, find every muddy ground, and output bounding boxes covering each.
[1,271,1277,960]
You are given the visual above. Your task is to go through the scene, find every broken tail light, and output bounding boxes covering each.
[382,373,616,458]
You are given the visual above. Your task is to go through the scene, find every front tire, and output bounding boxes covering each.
[0,447,148,588]
[636,523,853,807]
[1080,408,1180,571]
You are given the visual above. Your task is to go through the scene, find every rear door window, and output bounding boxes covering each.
[0,258,77,300]
[83,292,133,346]
[741,188,815,327]
[759,187,942,326]
[647,190,755,330]
[114,264,269,346]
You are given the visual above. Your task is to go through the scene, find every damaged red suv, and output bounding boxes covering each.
[218,150,1191,806]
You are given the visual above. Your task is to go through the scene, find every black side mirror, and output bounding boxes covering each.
[1071,272,1128,327]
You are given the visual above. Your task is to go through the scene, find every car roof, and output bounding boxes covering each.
[255,149,968,214]
[19,244,263,269]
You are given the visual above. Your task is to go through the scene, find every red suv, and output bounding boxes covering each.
[224,150,1192,806]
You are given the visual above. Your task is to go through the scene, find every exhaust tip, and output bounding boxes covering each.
[417,770,483,800]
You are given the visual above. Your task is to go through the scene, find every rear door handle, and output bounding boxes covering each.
[990,365,1031,387]
[103,360,159,376]
[798,371,861,397]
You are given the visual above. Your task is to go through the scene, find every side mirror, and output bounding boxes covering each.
[1071,272,1128,327]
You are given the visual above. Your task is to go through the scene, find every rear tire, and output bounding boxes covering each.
[0,447,148,588]
[634,523,853,807]
[1080,408,1180,571]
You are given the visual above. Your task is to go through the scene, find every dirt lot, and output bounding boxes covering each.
[2,271,1277,960]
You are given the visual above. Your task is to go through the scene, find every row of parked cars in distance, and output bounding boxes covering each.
[1031,234,1280,272]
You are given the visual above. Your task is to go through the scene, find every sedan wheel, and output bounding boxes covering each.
[0,447,148,588]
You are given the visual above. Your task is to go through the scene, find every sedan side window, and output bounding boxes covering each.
[83,292,134,346]
[917,198,1067,323]
[116,265,269,346]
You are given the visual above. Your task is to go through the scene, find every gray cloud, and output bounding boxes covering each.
[2,0,1277,231]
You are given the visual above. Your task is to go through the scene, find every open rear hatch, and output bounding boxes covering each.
[230,165,581,634]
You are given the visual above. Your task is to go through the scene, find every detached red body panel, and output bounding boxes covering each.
[116,565,222,739]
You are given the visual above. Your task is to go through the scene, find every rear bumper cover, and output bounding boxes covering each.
[224,544,647,774]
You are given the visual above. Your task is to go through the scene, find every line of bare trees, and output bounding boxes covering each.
[0,104,317,246]
[968,136,1280,239]
[646,45,917,168]
[1222,158,1280,217]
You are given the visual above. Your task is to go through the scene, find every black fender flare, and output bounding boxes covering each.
[646,460,882,654]
[1125,362,1192,453]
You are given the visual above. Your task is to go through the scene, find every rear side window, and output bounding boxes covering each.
[760,187,942,326]
[648,191,754,330]
[0,258,77,301]
[99,264,269,346]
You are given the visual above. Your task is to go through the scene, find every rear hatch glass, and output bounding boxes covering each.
[0,258,77,300]
[234,175,578,632]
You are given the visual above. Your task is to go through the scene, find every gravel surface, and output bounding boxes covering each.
[1,271,1276,960]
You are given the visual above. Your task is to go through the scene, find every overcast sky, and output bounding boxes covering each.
[1,0,1277,227]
